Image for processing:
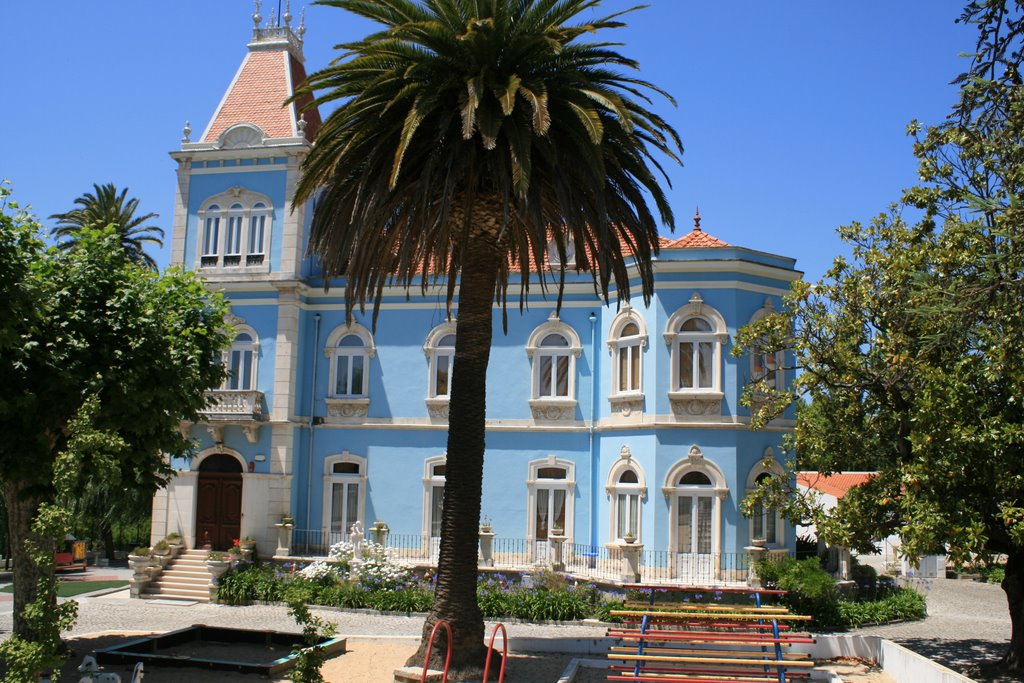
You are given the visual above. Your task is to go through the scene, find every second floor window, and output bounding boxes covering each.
[333,334,368,397]
[223,330,257,391]
[537,333,571,398]
[198,190,272,270]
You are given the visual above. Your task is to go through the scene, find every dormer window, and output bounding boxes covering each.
[196,188,272,272]
[547,238,576,268]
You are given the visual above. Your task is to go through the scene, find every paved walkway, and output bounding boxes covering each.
[0,571,1014,680]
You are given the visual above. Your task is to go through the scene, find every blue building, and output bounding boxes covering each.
[150,12,800,582]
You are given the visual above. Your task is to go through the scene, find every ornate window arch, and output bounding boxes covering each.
[664,292,728,418]
[222,324,259,391]
[607,304,647,417]
[197,187,272,271]
[746,448,786,547]
[322,452,367,537]
[547,237,576,268]
[606,445,647,544]
[423,321,457,419]
[324,323,375,418]
[663,445,729,579]
[747,298,784,393]
[526,456,577,557]
[526,313,582,421]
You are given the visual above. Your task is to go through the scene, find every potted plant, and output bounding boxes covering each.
[550,524,564,537]
[280,513,295,526]
[479,515,493,534]
[206,551,231,578]
[623,532,637,544]
[128,547,153,573]
[151,540,171,557]
[751,537,767,548]
[239,536,256,549]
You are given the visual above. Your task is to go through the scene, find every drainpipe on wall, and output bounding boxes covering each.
[588,311,599,549]
[305,313,321,530]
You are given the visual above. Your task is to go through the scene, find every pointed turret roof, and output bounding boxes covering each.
[661,208,730,248]
[200,4,321,145]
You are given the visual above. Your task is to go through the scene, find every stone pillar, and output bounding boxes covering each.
[479,531,496,568]
[837,545,852,580]
[548,533,566,571]
[621,542,643,583]
[276,523,294,556]
[744,545,768,586]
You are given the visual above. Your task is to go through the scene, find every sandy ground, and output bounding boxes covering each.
[61,633,575,683]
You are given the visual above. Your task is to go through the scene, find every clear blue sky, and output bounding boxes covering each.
[0,1,972,282]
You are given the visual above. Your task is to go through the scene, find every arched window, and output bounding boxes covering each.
[223,328,258,391]
[333,335,367,396]
[422,456,447,561]
[606,450,647,544]
[324,324,375,417]
[323,453,367,538]
[607,308,648,417]
[197,188,273,271]
[665,294,728,417]
[664,447,728,580]
[423,322,457,400]
[748,299,784,392]
[548,237,576,268]
[527,457,576,560]
[747,451,785,547]
[526,314,582,421]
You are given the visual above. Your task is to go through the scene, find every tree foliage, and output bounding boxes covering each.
[49,182,165,270]
[0,184,230,669]
[736,0,1024,668]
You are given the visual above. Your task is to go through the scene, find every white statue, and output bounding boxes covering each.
[350,520,365,560]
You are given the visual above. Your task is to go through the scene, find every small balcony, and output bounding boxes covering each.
[201,390,266,421]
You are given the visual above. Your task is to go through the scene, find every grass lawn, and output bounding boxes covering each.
[0,580,128,597]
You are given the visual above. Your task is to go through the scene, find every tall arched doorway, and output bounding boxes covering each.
[195,453,243,550]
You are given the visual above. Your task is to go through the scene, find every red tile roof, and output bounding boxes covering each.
[796,472,876,499]
[663,227,730,249]
[203,49,320,143]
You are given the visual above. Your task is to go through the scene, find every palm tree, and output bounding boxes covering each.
[50,183,164,269]
[294,1,682,676]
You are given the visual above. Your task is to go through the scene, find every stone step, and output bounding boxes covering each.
[393,667,445,683]
[141,588,209,602]
[149,577,209,590]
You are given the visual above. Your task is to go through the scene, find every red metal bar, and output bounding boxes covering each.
[421,620,452,683]
[622,584,789,595]
[482,623,508,683]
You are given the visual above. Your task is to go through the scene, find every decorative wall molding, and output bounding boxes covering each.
[325,398,370,418]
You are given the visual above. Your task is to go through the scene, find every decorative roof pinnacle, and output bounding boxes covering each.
[182,120,192,144]
[297,7,306,40]
[693,207,702,232]
[252,0,262,28]
[283,0,292,26]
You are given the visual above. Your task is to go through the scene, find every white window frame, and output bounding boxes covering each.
[324,323,375,418]
[664,293,728,415]
[662,446,729,570]
[607,305,647,417]
[221,325,259,391]
[423,321,457,418]
[196,187,272,272]
[748,298,784,393]
[606,447,647,545]
[526,313,582,421]
[421,455,447,561]
[526,456,576,554]
[746,448,786,548]
[547,236,576,268]
[322,452,367,537]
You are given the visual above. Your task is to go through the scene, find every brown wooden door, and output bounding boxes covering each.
[195,454,243,550]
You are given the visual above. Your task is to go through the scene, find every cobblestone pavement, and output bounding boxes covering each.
[855,577,1013,681]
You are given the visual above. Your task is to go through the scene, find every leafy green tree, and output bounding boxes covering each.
[50,182,164,270]
[0,185,229,653]
[737,0,1024,670]
[293,0,682,675]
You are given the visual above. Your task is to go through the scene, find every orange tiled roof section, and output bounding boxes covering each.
[661,209,730,248]
[796,472,876,499]
[203,50,320,143]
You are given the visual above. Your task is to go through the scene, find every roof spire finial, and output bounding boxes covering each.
[182,120,192,144]
[252,0,262,28]
[269,7,277,27]
[693,207,702,232]
[297,6,306,39]
[283,0,292,26]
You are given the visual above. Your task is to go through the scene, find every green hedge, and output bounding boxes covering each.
[755,556,927,631]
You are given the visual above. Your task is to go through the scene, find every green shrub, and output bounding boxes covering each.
[837,587,926,627]
[217,563,284,605]
[756,556,842,629]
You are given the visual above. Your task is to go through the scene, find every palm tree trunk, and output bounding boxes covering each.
[3,479,55,640]
[406,207,503,679]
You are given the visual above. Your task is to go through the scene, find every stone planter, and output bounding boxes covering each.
[128,554,155,577]
[275,523,294,556]
[548,534,567,571]
[168,543,184,559]
[206,559,231,580]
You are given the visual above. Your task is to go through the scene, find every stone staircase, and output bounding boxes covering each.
[141,549,212,602]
